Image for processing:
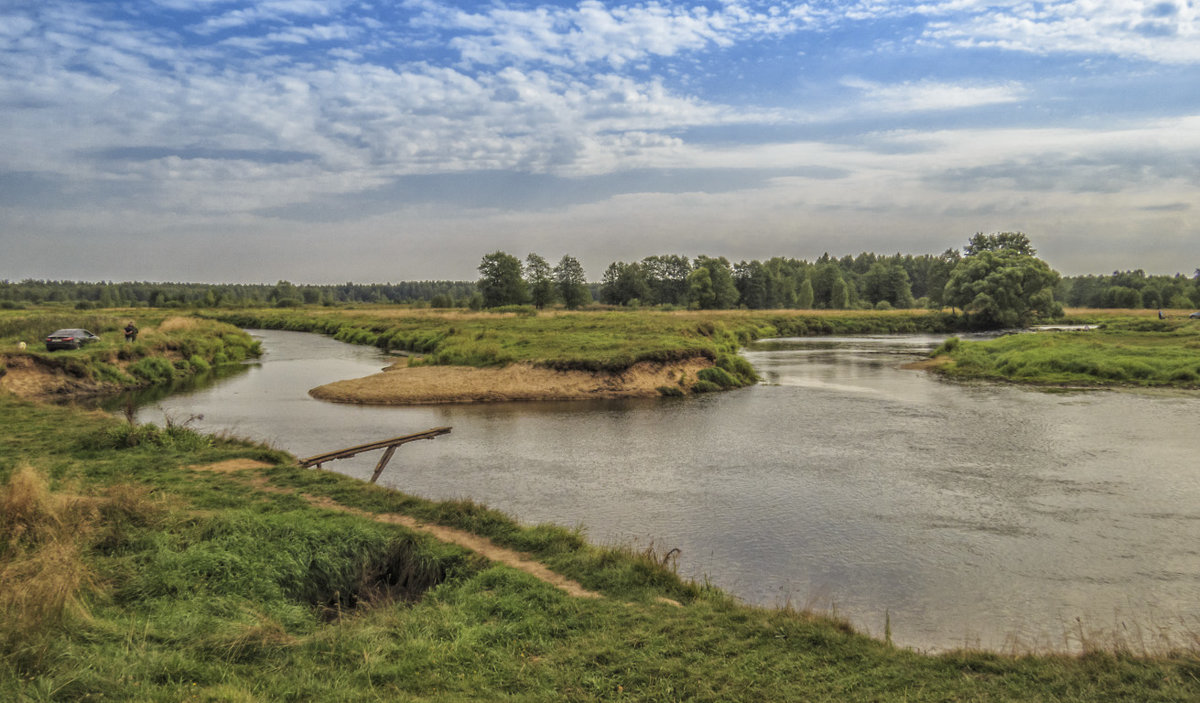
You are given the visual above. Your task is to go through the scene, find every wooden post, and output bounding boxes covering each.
[370,445,398,484]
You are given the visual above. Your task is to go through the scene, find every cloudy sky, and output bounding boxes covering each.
[2,0,1198,283]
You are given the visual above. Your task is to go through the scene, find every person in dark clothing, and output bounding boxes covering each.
[124,322,138,342]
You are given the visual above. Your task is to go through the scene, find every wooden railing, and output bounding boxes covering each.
[300,426,452,483]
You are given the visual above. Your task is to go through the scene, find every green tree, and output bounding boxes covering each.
[688,256,739,309]
[1102,285,1143,309]
[964,231,1037,256]
[796,276,814,309]
[600,261,650,306]
[525,253,556,309]
[830,275,849,309]
[924,249,961,310]
[477,251,528,308]
[554,255,590,310]
[863,261,915,308]
[641,255,691,306]
[944,233,1062,328]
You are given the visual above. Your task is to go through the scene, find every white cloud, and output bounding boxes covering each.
[841,77,1026,113]
[189,0,350,35]
[410,0,818,68]
[919,0,1200,64]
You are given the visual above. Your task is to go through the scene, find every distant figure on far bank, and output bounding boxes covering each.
[124,322,138,342]
[1158,309,1165,320]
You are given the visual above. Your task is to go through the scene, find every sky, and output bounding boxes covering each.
[1,0,1198,283]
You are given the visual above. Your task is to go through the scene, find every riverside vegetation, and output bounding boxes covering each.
[930,310,1200,388]
[213,307,960,396]
[0,311,260,398]
[3,394,1200,702]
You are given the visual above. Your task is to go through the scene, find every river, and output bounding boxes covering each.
[129,328,1200,652]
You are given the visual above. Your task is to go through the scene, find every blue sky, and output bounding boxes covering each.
[2,0,1198,283]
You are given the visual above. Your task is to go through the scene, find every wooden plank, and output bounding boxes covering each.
[369,445,399,484]
[300,426,451,468]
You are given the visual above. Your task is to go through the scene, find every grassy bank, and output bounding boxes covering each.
[2,395,1199,701]
[933,312,1200,388]
[213,307,958,385]
[0,311,261,397]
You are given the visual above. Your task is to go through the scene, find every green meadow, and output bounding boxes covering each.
[3,394,1200,702]
[933,313,1200,388]
[213,306,957,371]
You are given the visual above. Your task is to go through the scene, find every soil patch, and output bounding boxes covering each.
[0,355,103,398]
[900,355,951,371]
[309,358,713,405]
[192,458,275,473]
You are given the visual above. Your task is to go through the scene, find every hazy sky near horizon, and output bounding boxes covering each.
[2,0,1198,283]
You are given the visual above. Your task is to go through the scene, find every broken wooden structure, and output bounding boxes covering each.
[300,426,451,483]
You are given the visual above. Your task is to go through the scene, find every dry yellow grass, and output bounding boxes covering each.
[0,466,98,647]
[309,358,712,404]
[156,315,201,332]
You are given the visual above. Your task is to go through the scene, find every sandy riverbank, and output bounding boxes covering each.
[0,355,114,399]
[308,358,715,405]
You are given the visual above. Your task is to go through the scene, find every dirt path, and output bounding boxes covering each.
[193,460,601,599]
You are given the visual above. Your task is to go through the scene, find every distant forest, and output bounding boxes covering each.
[2,254,1198,312]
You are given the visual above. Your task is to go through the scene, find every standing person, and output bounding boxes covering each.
[1158,309,1165,320]
[124,321,138,342]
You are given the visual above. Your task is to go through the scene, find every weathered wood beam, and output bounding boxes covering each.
[369,444,399,484]
[299,426,451,468]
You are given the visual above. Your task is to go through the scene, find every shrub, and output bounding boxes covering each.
[85,420,213,451]
[697,367,740,388]
[690,380,721,394]
[129,356,175,384]
[188,355,211,373]
[715,353,758,384]
[656,385,685,397]
[93,362,133,385]
[933,337,961,355]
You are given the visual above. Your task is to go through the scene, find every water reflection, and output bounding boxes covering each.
[131,329,1200,652]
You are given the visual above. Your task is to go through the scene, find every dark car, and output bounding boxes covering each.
[45,328,100,351]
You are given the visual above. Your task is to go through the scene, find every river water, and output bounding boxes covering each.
[130,329,1200,652]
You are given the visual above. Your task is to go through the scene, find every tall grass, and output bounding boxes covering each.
[936,321,1200,387]
[0,466,99,665]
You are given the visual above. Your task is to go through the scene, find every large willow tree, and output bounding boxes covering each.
[944,233,1062,328]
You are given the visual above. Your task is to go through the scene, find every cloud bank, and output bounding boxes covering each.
[0,1,1196,281]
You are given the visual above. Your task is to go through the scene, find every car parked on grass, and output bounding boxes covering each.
[1190,311,1200,319]
[45,328,100,351]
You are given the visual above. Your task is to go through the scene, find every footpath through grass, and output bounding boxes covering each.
[3,394,1200,701]
[933,311,1200,388]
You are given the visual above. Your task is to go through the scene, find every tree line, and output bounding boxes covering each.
[1057,270,1200,310]
[0,280,477,309]
[5,234,1197,326]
